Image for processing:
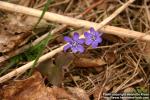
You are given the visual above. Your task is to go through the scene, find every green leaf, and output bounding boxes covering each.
[28,31,53,76]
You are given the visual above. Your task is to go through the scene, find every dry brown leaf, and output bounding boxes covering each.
[67,87,90,100]
[103,34,122,43]
[0,71,85,100]
[48,87,76,100]
[0,14,32,53]
[74,57,106,68]
[95,0,108,10]
[104,51,116,64]
[123,87,134,93]
[0,13,49,53]
[0,71,56,100]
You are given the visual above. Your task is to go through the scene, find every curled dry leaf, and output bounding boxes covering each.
[104,51,116,64]
[74,57,106,68]
[0,71,56,100]
[0,71,85,100]
[48,87,76,100]
[67,87,90,100]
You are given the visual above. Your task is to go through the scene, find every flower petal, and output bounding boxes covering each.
[95,31,100,36]
[77,45,84,53]
[73,32,79,40]
[78,39,85,44]
[64,36,73,43]
[91,41,99,48]
[84,32,92,38]
[63,44,71,52]
[90,27,95,34]
[85,39,93,45]
[96,37,102,43]
[71,47,78,53]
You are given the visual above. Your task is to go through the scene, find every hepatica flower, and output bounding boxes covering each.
[64,32,84,53]
[84,27,102,48]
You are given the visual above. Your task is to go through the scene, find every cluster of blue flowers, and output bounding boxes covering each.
[63,27,102,53]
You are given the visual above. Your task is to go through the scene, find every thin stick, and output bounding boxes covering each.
[0,0,150,41]
[0,0,137,83]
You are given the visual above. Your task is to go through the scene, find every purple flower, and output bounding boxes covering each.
[64,32,85,53]
[84,27,102,48]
